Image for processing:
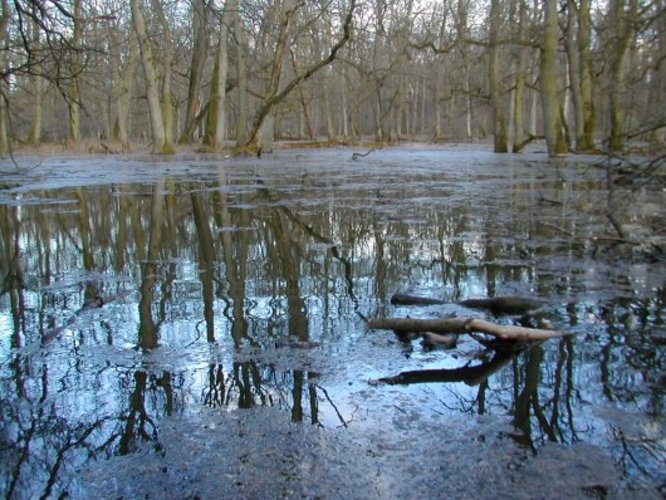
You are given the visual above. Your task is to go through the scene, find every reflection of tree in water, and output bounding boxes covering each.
[1,170,664,495]
[0,364,109,499]
[378,338,581,449]
[201,361,328,426]
[118,370,173,455]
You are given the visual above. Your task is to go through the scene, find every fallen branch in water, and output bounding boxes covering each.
[351,145,381,160]
[367,316,570,342]
[390,293,544,315]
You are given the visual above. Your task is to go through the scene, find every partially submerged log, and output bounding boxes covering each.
[367,316,570,342]
[390,293,544,314]
[457,296,544,315]
[391,293,447,306]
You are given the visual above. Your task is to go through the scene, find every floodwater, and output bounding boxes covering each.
[0,145,664,499]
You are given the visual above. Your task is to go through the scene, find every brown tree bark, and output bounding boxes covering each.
[368,316,570,342]
[540,0,569,156]
[489,0,508,152]
[180,0,208,143]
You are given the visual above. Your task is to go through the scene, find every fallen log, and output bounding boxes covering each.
[457,296,544,314]
[367,316,570,342]
[391,293,447,306]
[390,293,544,314]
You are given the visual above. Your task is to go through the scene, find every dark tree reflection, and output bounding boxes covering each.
[0,156,664,496]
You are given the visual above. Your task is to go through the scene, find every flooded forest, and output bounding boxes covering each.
[1,0,666,499]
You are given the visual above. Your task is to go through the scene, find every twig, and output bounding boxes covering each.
[352,145,381,160]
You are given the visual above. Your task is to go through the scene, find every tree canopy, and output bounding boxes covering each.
[0,0,664,156]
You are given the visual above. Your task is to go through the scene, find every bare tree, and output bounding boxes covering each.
[238,0,357,155]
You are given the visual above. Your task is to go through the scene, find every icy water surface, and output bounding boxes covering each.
[0,146,664,498]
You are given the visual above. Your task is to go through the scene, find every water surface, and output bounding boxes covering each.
[1,146,664,498]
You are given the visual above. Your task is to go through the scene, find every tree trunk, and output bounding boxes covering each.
[29,9,43,145]
[341,62,350,138]
[608,0,638,151]
[152,0,176,153]
[204,5,230,151]
[577,0,595,150]
[0,0,9,155]
[180,0,208,144]
[68,0,82,143]
[290,47,315,140]
[566,0,584,151]
[540,0,568,156]
[489,0,508,152]
[512,65,526,152]
[131,0,168,154]
[567,0,595,151]
[229,0,248,146]
[323,68,336,140]
[110,28,138,151]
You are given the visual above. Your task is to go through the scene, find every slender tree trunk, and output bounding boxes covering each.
[0,0,9,155]
[0,90,8,155]
[541,0,568,156]
[608,0,637,151]
[152,0,176,153]
[647,4,666,144]
[434,64,443,140]
[204,5,230,151]
[341,62,349,138]
[68,0,82,143]
[131,0,168,154]
[489,0,508,152]
[567,0,595,150]
[30,75,43,144]
[567,0,584,150]
[290,48,315,139]
[420,75,427,136]
[323,68,336,140]
[229,0,248,145]
[180,0,208,143]
[512,63,526,152]
[29,9,43,144]
[577,0,595,150]
[110,29,138,151]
